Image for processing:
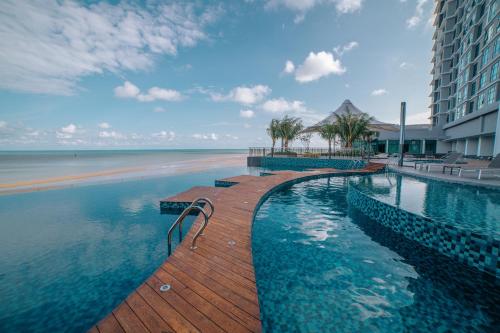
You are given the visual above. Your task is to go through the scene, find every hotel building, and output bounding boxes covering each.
[430,0,499,156]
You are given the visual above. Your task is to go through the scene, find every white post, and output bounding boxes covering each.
[398,102,406,166]
[477,136,482,156]
[464,138,469,156]
[421,139,426,155]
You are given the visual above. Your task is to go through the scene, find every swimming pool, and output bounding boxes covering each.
[0,166,252,332]
[349,173,500,237]
[253,176,500,332]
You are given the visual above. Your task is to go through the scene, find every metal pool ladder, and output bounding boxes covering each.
[167,197,214,256]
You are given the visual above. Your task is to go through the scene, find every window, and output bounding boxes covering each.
[479,71,487,89]
[482,47,489,66]
[471,81,476,95]
[491,62,499,81]
[468,101,474,113]
[471,63,478,77]
[478,93,485,108]
[495,37,500,56]
[487,86,496,104]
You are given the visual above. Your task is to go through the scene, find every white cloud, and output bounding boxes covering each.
[0,1,220,95]
[333,41,359,56]
[114,81,140,98]
[114,81,183,102]
[294,51,345,83]
[243,123,252,128]
[137,87,183,102]
[334,0,363,14]
[0,121,7,128]
[240,110,255,118]
[371,89,388,96]
[152,131,175,141]
[265,0,363,22]
[283,60,295,74]
[56,123,80,139]
[210,85,271,105]
[406,0,429,29]
[399,62,414,69]
[260,97,324,123]
[262,98,305,113]
[193,133,219,140]
[61,124,77,134]
[98,122,111,129]
[98,130,125,139]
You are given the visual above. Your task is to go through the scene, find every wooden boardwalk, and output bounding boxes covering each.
[90,164,384,333]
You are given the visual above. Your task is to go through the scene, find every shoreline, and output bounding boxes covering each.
[0,154,247,195]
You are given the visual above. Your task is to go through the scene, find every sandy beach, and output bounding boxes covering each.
[0,154,247,195]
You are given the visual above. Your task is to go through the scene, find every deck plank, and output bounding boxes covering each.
[89,163,384,332]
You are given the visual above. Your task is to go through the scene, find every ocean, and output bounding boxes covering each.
[0,149,255,332]
[0,149,247,192]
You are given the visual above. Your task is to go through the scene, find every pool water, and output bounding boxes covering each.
[0,166,253,332]
[253,176,500,332]
[349,173,500,237]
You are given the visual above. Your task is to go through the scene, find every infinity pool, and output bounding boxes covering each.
[0,166,253,332]
[253,176,500,332]
[349,173,500,237]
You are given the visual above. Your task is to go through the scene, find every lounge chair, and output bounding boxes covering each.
[458,154,500,179]
[413,152,451,169]
[423,152,464,173]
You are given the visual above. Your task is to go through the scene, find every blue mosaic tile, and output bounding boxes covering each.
[347,185,500,278]
[261,157,366,169]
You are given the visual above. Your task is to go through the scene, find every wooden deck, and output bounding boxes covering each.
[90,164,384,333]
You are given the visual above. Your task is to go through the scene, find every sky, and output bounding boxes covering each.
[0,0,436,149]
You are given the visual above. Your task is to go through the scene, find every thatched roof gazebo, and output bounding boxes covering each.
[303,99,398,133]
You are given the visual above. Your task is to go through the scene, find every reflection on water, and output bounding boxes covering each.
[0,166,249,332]
[253,177,500,332]
[350,173,500,237]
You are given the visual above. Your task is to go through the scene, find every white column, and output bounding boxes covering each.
[494,112,500,155]
[477,136,482,156]
[421,139,426,155]
[464,138,469,156]
[385,140,389,154]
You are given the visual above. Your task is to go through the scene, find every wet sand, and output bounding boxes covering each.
[0,154,247,195]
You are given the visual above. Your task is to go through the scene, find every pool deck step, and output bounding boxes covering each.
[91,163,385,333]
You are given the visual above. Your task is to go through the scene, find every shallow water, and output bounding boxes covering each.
[253,176,500,332]
[0,149,246,184]
[349,173,500,237]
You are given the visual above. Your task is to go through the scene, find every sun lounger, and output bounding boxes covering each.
[423,152,463,172]
[458,154,500,179]
[413,152,452,169]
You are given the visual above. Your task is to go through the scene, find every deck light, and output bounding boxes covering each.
[159,284,171,292]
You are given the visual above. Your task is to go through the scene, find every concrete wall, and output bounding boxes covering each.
[480,136,495,156]
[466,138,479,156]
[436,140,452,154]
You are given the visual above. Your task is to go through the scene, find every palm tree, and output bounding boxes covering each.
[318,124,338,159]
[266,119,280,157]
[279,116,303,149]
[361,129,379,161]
[334,111,373,148]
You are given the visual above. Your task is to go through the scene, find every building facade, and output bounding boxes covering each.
[430,0,499,157]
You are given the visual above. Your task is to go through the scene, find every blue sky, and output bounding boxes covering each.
[0,0,435,149]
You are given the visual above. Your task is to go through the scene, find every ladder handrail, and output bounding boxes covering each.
[167,197,215,256]
[191,209,210,251]
[194,197,214,219]
[177,198,214,242]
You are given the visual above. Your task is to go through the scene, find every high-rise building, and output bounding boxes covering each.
[430,0,499,156]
